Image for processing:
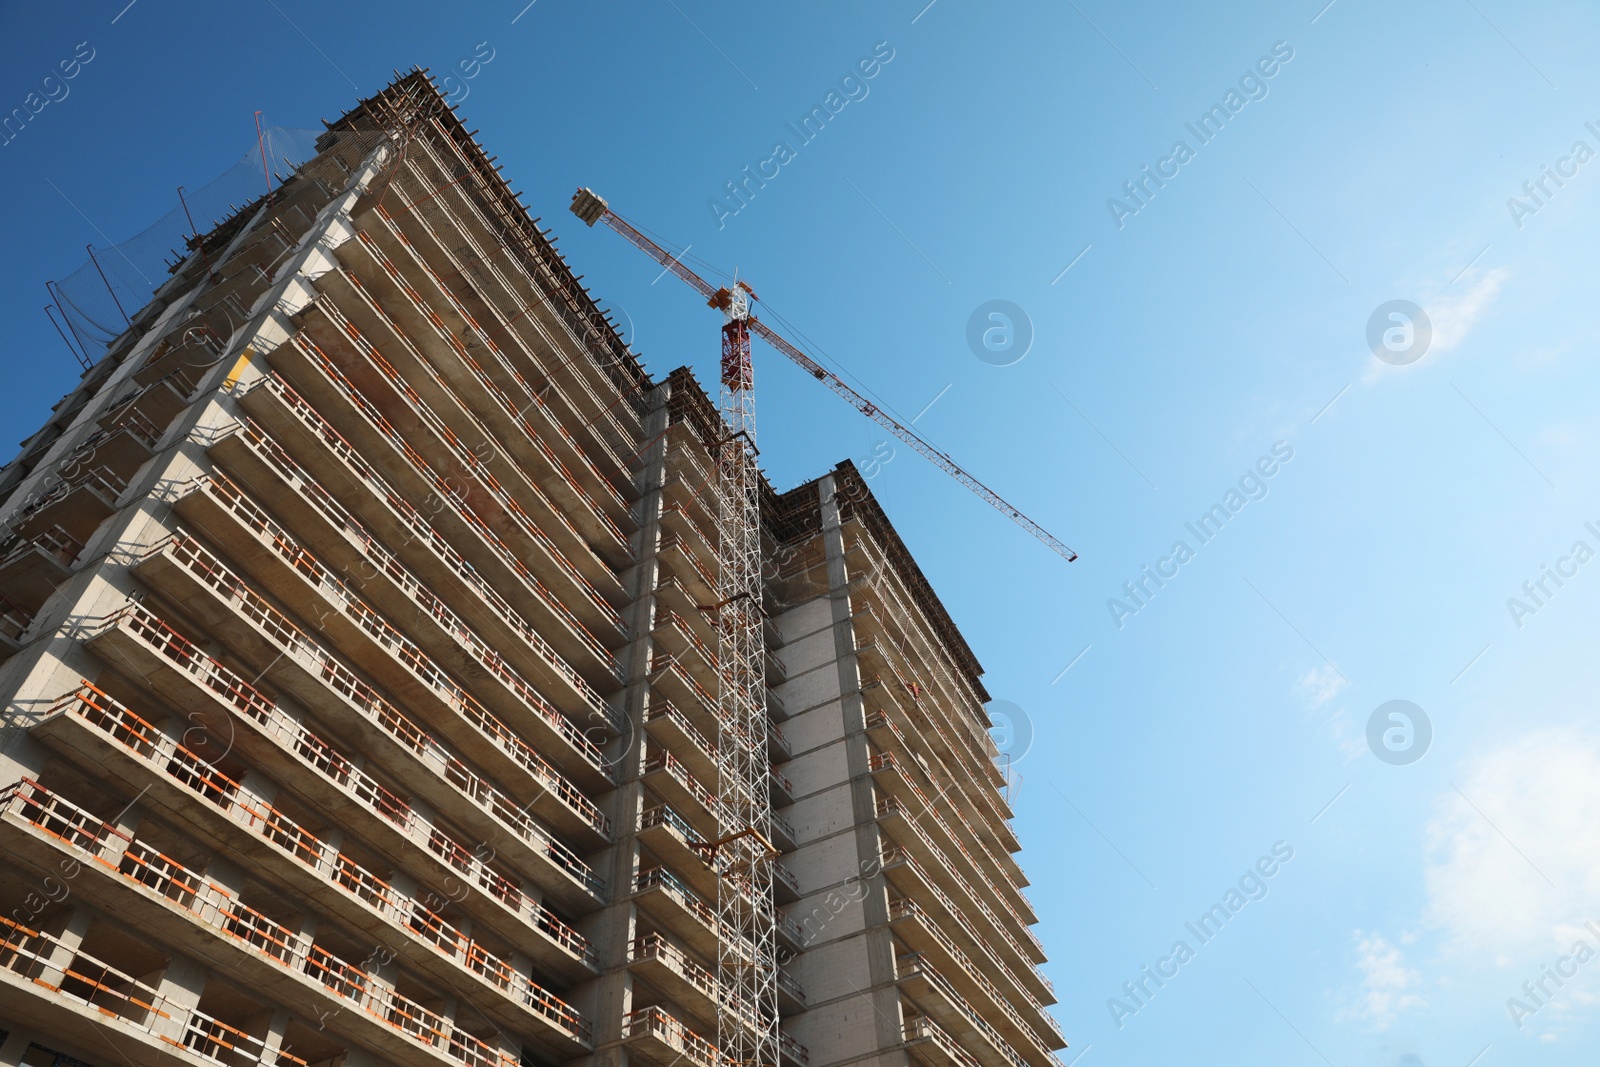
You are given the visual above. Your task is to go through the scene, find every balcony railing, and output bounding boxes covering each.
[0,911,311,1067]
[91,601,608,905]
[239,379,624,677]
[278,335,625,635]
[150,527,613,835]
[619,1007,726,1067]
[193,467,609,721]
[39,689,595,970]
[898,954,1029,1067]
[0,779,587,1060]
[903,1015,981,1067]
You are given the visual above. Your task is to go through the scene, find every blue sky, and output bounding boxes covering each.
[6,0,1600,1063]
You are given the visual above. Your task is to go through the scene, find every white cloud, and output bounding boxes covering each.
[1297,663,1348,709]
[1338,931,1425,1029]
[1424,268,1509,357]
[1424,728,1600,965]
[1362,267,1509,383]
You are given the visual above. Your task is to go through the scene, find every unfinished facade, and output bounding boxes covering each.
[0,72,1064,1067]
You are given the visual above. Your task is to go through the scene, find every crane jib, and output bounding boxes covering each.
[570,186,1077,563]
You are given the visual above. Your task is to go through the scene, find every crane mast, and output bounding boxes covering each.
[574,189,779,1067]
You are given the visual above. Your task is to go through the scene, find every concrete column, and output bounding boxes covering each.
[819,476,905,1058]
[585,380,672,1067]
[34,905,93,989]
[150,953,210,1042]
[0,1028,33,1067]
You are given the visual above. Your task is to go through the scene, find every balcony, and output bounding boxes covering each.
[7,464,124,545]
[770,763,795,805]
[626,934,729,1025]
[904,1015,982,1067]
[643,750,723,833]
[216,386,623,686]
[638,805,721,902]
[133,529,614,840]
[0,912,310,1067]
[776,965,807,1014]
[31,686,596,980]
[71,606,604,918]
[878,848,1052,1009]
[0,526,82,614]
[631,867,728,964]
[896,954,1030,1067]
[642,699,718,784]
[0,779,591,1058]
[652,610,719,695]
[618,1007,725,1067]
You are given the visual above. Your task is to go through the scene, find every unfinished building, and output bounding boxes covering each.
[0,71,1064,1067]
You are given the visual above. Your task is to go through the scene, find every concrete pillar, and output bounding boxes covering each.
[585,380,672,1067]
[35,905,93,990]
[819,475,905,1057]
[150,953,210,1042]
[0,1028,33,1067]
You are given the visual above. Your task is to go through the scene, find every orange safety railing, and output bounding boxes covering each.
[0,779,591,1054]
[237,386,623,677]
[26,690,598,979]
[619,1007,728,1067]
[150,526,613,836]
[0,907,309,1067]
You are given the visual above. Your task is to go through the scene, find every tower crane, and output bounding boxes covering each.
[570,188,1078,563]
[570,187,1073,1067]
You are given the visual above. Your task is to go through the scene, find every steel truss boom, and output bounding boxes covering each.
[570,187,1077,562]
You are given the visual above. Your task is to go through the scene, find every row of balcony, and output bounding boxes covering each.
[868,751,1036,949]
[888,897,1062,1054]
[0,779,587,1064]
[82,601,608,916]
[343,223,631,551]
[0,910,310,1067]
[210,417,621,755]
[178,467,612,737]
[878,847,1052,1013]
[858,632,1030,907]
[266,330,625,638]
[864,703,1024,908]
[871,788,1046,1002]
[227,380,621,682]
[383,137,643,460]
[307,279,623,579]
[147,527,612,838]
[32,685,595,983]
[374,206,637,519]
[896,954,1037,1067]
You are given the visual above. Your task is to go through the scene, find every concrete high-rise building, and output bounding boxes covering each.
[0,72,1064,1067]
